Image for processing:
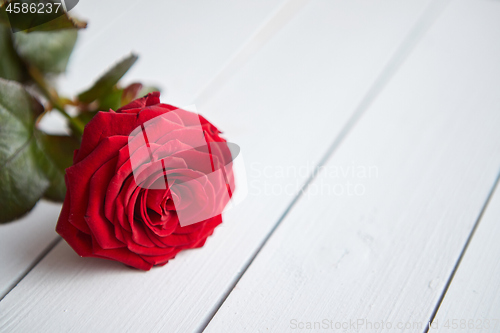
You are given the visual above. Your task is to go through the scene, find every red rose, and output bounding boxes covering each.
[56,92,235,270]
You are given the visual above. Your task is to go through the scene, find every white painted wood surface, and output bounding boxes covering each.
[202,0,500,331]
[0,0,437,332]
[432,179,500,332]
[60,0,290,106]
[0,0,288,298]
[0,201,61,298]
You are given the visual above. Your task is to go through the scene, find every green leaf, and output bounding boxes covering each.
[74,110,97,126]
[36,132,79,201]
[0,21,26,81]
[12,28,78,74]
[0,0,86,33]
[0,78,48,223]
[78,53,138,103]
[97,88,123,111]
[0,1,11,27]
[23,10,87,32]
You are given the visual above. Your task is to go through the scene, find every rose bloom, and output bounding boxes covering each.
[56,92,234,270]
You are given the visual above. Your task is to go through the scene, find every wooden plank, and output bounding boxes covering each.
[201,0,500,331]
[0,0,435,332]
[0,0,288,298]
[431,179,500,332]
[59,0,289,106]
[0,201,61,298]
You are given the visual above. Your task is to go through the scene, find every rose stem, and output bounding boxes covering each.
[27,66,85,138]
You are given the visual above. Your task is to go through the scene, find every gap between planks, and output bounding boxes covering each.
[0,237,61,301]
[198,0,451,331]
[424,170,500,333]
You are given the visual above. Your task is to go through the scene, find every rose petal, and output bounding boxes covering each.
[85,156,124,249]
[66,136,129,234]
[90,234,152,271]
[55,182,93,256]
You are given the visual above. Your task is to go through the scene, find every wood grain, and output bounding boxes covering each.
[203,0,500,331]
[0,0,434,332]
[432,179,500,332]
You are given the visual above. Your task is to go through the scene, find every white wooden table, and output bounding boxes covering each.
[2,0,500,332]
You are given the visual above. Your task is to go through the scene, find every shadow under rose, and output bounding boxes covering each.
[36,237,195,277]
